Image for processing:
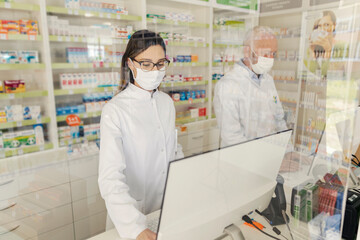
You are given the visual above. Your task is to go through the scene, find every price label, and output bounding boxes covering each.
[192,62,196,66]
[116,63,120,68]
[4,2,11,8]
[99,12,104,18]
[18,149,23,155]
[82,37,87,42]
[74,9,79,15]
[174,20,178,25]
[76,138,81,143]
[116,14,121,20]
[171,83,174,87]
[152,18,157,24]
[16,121,22,127]
[0,151,5,159]
[65,36,70,42]
[173,63,177,67]
[28,35,36,41]
[0,33,7,40]
[69,89,74,94]
[194,81,197,85]
[58,36,63,41]
[83,113,88,118]
[87,88,92,93]
[36,118,42,124]
[194,42,198,47]
[104,87,108,92]
[9,94,14,99]
[74,37,79,42]
[107,13,111,19]
[104,62,109,68]
[39,146,45,151]
[68,9,73,15]
[74,63,79,68]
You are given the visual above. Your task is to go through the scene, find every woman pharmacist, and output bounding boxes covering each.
[98,30,176,240]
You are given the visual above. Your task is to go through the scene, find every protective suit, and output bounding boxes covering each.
[98,83,176,239]
[214,60,287,147]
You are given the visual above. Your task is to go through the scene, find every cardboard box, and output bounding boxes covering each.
[4,80,25,93]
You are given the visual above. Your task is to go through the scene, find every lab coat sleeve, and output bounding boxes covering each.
[214,80,247,147]
[271,82,288,132]
[98,103,147,239]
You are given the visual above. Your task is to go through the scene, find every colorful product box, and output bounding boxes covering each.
[0,131,3,150]
[0,109,6,123]
[23,106,41,120]
[3,132,20,148]
[18,129,36,146]
[5,105,23,122]
[4,80,25,93]
[0,50,19,64]
[18,50,39,63]
[19,20,38,35]
[0,81,3,93]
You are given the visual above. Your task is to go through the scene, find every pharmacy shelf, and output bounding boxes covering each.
[213,42,242,48]
[170,62,208,67]
[3,143,54,158]
[0,90,48,100]
[0,64,45,71]
[0,34,42,41]
[213,3,257,14]
[299,103,326,112]
[274,80,298,84]
[174,98,208,106]
[56,111,102,122]
[167,41,208,48]
[176,116,208,125]
[0,2,40,11]
[59,135,99,146]
[51,63,120,69]
[49,35,129,45]
[161,80,208,88]
[54,87,118,96]
[296,126,324,135]
[0,117,51,130]
[213,61,235,67]
[280,99,297,107]
[46,6,141,21]
[213,24,245,30]
[146,18,209,28]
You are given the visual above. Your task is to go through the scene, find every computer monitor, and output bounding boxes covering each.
[156,130,292,240]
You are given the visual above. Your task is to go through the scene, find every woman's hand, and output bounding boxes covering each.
[310,35,333,58]
[136,229,157,240]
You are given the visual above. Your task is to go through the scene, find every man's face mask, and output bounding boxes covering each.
[250,49,274,75]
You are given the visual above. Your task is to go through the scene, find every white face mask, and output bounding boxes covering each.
[129,59,165,91]
[250,51,274,75]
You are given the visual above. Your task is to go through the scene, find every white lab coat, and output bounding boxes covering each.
[213,61,287,147]
[98,83,176,239]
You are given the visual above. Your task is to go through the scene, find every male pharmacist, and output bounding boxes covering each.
[214,26,287,147]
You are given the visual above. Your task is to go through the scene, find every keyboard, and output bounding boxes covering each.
[146,210,161,233]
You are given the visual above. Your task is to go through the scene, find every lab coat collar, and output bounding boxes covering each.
[127,83,159,100]
[237,59,264,86]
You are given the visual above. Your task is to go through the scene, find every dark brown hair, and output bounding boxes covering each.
[120,30,166,90]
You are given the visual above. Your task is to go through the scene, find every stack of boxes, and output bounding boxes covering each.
[0,105,41,123]
[0,50,39,64]
[0,19,38,35]
[60,72,120,89]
